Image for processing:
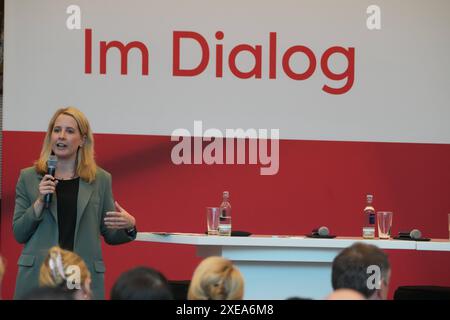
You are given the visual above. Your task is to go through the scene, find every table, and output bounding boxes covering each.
[136,233,450,299]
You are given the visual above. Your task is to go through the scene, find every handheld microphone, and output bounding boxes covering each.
[312,226,329,237]
[44,155,58,209]
[398,229,422,240]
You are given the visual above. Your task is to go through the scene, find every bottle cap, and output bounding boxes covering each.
[366,194,373,202]
[223,191,229,198]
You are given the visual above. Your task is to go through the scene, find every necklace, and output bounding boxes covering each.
[55,172,77,180]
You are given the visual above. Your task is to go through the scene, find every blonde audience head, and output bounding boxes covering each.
[0,255,5,282]
[188,256,244,300]
[39,246,92,299]
[0,255,5,299]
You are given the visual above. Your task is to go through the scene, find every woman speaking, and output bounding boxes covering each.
[13,107,137,299]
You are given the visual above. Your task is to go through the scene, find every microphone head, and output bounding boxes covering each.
[47,155,58,168]
[317,226,329,236]
[410,229,422,239]
[311,226,329,236]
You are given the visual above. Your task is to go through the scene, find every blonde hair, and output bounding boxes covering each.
[34,107,97,183]
[39,246,91,289]
[0,255,5,282]
[188,257,244,300]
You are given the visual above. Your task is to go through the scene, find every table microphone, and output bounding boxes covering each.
[312,226,329,237]
[44,155,58,209]
[398,229,422,240]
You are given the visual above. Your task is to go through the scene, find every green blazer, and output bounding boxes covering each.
[13,166,136,299]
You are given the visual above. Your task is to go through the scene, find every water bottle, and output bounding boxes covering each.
[219,191,232,236]
[362,194,376,239]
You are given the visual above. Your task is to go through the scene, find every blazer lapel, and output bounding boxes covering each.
[74,179,93,240]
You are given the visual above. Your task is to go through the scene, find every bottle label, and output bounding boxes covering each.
[219,216,232,236]
[363,227,375,239]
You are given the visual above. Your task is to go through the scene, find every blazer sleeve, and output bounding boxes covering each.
[100,171,136,245]
[12,170,44,244]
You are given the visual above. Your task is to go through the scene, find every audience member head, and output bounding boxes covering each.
[0,255,5,299]
[0,255,4,280]
[332,242,391,300]
[39,246,92,300]
[285,296,313,300]
[326,288,366,300]
[188,256,244,300]
[111,266,173,300]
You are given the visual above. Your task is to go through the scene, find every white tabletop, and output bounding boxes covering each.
[135,232,436,250]
[415,239,450,251]
[135,232,450,299]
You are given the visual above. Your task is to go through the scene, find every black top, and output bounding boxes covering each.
[56,177,80,251]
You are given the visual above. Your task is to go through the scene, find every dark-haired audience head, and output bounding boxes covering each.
[285,296,313,300]
[111,266,173,300]
[332,242,391,300]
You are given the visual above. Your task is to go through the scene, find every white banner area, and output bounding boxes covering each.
[4,0,450,143]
